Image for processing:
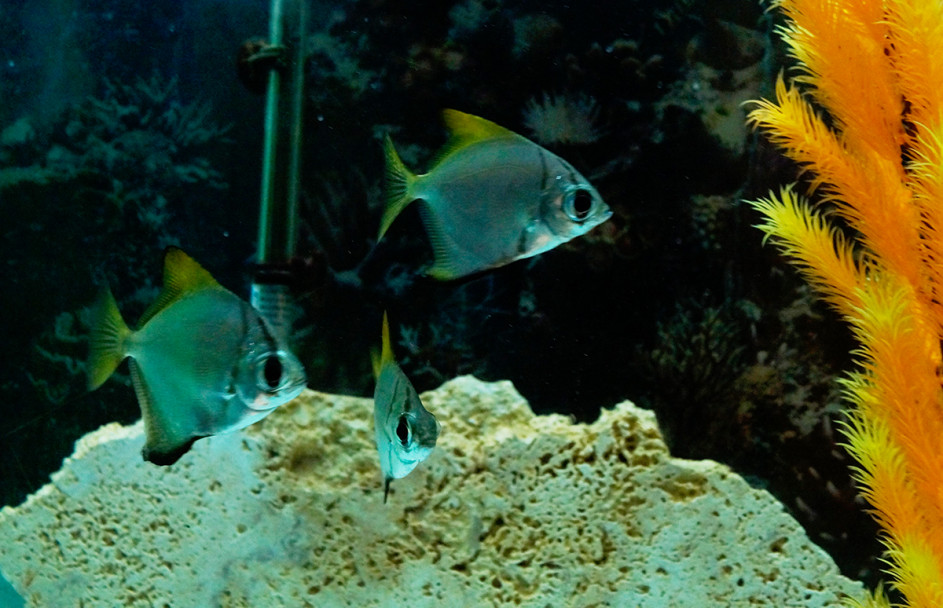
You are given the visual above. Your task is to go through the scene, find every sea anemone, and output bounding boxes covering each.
[522,92,602,145]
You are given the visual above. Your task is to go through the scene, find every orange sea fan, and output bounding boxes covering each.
[771,0,905,161]
[905,121,943,328]
[747,0,943,605]
[749,76,924,295]
[885,0,943,131]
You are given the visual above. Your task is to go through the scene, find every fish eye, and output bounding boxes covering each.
[257,354,284,391]
[395,414,410,446]
[564,187,594,222]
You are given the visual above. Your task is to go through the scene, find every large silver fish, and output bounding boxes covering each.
[380,109,612,280]
[372,312,439,502]
[87,247,307,465]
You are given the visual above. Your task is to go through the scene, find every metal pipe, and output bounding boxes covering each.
[252,0,307,347]
[285,0,306,258]
[256,0,284,264]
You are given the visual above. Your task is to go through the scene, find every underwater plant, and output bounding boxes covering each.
[747,0,943,604]
[645,299,748,454]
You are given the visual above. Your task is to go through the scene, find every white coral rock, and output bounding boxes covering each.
[0,376,861,607]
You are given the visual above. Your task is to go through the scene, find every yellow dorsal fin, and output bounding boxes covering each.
[138,247,222,326]
[371,311,395,378]
[442,109,518,141]
[381,311,394,365]
[433,109,526,166]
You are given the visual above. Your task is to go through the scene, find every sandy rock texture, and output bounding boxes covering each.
[0,376,862,607]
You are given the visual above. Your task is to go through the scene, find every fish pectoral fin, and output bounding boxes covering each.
[380,135,418,240]
[518,220,540,255]
[518,219,556,257]
[370,347,382,379]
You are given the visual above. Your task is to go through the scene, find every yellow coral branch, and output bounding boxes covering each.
[747,78,924,293]
[746,75,853,194]
[749,186,864,317]
[843,582,892,608]
[907,121,943,328]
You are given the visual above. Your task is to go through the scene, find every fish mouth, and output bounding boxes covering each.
[286,376,308,395]
[246,378,307,411]
[246,398,281,413]
[588,207,613,228]
[276,379,307,403]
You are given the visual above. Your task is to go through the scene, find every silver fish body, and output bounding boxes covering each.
[381,109,612,279]
[372,313,439,501]
[88,248,306,465]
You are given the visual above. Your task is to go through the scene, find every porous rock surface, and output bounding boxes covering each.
[0,376,861,607]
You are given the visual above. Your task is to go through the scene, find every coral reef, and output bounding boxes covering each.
[656,61,759,155]
[0,377,861,607]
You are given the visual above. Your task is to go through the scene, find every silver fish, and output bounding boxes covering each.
[380,109,612,279]
[87,247,307,465]
[372,312,439,502]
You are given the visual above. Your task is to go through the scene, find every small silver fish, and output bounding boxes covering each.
[372,312,439,502]
[87,247,307,465]
[380,109,612,280]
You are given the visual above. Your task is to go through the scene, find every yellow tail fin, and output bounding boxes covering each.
[379,135,417,240]
[87,287,132,390]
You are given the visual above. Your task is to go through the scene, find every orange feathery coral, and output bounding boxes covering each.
[747,0,943,605]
